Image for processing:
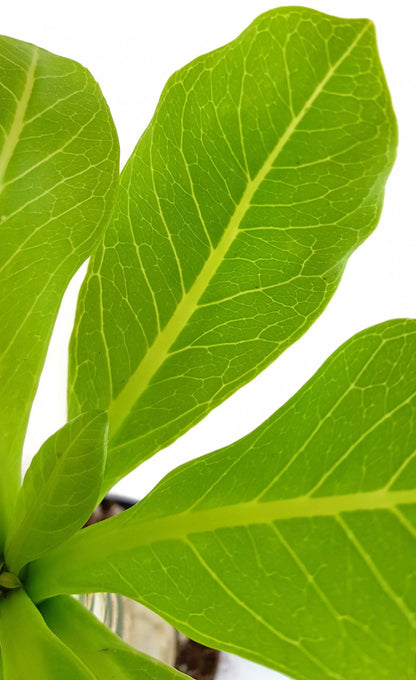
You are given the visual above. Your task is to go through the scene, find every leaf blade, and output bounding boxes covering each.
[40,595,188,680]
[0,35,119,530]
[68,8,397,492]
[5,411,107,574]
[29,319,416,679]
[0,588,95,680]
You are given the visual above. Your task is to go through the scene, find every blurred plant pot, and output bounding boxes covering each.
[83,495,220,680]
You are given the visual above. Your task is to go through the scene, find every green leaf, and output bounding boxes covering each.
[68,7,397,493]
[5,411,107,575]
[0,588,95,679]
[0,35,119,533]
[40,595,187,680]
[28,319,416,679]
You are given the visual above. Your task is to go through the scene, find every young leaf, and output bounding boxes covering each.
[0,572,21,590]
[69,7,397,493]
[5,411,107,575]
[0,588,95,679]
[0,35,119,533]
[40,595,188,680]
[29,320,416,679]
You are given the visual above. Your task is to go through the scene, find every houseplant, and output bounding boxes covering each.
[0,4,414,679]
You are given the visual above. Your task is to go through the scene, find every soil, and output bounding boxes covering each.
[175,637,220,680]
[86,495,220,680]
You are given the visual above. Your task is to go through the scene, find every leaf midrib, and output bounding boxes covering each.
[0,47,38,193]
[107,22,370,442]
[50,485,416,563]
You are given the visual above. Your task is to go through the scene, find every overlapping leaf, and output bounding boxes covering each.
[40,595,187,680]
[68,7,397,492]
[29,320,416,679]
[0,589,95,679]
[0,35,119,534]
[5,411,107,574]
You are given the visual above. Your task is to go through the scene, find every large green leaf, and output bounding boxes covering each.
[0,588,95,679]
[40,595,187,680]
[28,319,416,679]
[0,35,119,533]
[5,411,107,574]
[68,7,397,493]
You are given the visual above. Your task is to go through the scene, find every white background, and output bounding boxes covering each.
[2,1,415,678]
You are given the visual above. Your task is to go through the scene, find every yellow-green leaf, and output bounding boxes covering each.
[5,412,107,574]
[68,8,397,493]
[0,35,119,535]
[29,320,416,679]
[0,589,95,679]
[40,595,188,680]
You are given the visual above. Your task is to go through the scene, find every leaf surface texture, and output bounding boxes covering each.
[0,36,119,529]
[68,7,397,491]
[5,411,107,573]
[29,319,416,679]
